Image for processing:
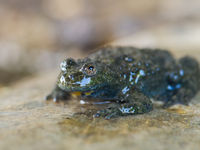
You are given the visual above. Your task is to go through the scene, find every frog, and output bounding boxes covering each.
[46,46,200,119]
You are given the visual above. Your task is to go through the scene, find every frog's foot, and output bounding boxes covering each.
[45,86,70,102]
[93,101,153,119]
[93,103,121,119]
[162,92,191,108]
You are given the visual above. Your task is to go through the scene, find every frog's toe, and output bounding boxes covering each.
[45,94,53,101]
[53,97,59,103]
[93,111,117,119]
[93,112,101,118]
[93,106,121,119]
[45,91,70,102]
[45,93,59,102]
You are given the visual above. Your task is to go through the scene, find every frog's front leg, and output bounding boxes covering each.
[46,86,71,102]
[93,92,153,119]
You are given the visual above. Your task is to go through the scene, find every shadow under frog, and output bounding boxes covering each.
[46,46,200,119]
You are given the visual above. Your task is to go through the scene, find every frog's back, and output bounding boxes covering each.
[89,46,175,68]
[89,46,200,106]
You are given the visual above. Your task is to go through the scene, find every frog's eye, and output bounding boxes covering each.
[81,64,97,76]
[60,58,76,72]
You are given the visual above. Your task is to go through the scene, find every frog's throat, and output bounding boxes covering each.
[71,91,93,98]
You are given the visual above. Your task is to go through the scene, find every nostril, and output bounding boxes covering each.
[68,74,75,80]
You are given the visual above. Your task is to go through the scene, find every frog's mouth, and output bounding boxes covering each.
[58,81,103,93]
[58,73,106,92]
[58,73,95,91]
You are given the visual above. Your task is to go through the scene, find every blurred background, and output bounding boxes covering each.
[0,0,200,87]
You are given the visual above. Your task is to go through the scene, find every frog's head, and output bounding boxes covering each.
[57,58,116,92]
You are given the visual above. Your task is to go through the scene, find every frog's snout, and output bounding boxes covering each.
[59,71,87,86]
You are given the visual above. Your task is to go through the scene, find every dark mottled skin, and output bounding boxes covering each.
[46,46,200,119]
